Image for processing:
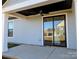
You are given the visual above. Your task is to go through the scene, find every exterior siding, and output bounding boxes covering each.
[67,12,77,49]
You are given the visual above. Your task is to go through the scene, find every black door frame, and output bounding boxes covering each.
[43,14,67,47]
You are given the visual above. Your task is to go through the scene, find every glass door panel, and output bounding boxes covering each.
[43,17,53,46]
[53,16,66,47]
[53,20,66,46]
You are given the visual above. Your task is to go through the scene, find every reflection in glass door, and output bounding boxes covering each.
[43,17,53,46]
[43,15,66,47]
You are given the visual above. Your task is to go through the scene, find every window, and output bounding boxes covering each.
[8,20,13,37]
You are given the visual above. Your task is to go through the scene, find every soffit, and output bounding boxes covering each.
[17,0,72,16]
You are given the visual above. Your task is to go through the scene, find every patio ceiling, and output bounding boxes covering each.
[17,0,72,16]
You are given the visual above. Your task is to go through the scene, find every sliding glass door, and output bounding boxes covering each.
[43,15,66,47]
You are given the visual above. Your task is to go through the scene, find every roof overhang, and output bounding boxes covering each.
[17,0,72,16]
[3,0,64,13]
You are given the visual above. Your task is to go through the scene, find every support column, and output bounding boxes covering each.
[2,13,8,52]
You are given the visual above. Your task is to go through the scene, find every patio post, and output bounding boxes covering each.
[2,13,8,52]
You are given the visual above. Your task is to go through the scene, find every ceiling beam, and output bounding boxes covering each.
[7,13,27,19]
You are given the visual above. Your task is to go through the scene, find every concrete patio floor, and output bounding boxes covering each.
[3,45,77,59]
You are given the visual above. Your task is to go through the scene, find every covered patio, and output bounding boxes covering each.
[3,45,77,59]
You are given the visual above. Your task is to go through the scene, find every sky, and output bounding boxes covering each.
[44,20,63,30]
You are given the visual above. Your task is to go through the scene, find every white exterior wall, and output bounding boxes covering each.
[8,16,43,45]
[67,0,76,49]
[67,12,76,49]
[67,1,77,49]
[8,9,77,49]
